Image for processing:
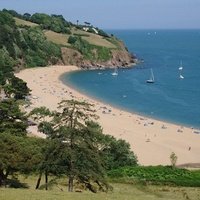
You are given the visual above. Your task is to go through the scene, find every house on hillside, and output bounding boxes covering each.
[83,27,98,34]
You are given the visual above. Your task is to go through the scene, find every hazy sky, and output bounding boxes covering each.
[0,0,200,29]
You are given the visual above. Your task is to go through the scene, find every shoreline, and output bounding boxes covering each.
[60,69,199,130]
[16,65,200,166]
[61,72,195,130]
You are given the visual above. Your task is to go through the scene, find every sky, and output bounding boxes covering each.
[0,0,200,29]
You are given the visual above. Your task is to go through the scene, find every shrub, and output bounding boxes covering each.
[68,35,77,44]
[108,166,200,187]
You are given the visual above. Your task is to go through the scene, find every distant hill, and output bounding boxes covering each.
[0,9,136,70]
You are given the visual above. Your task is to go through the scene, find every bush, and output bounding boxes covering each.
[71,37,111,61]
[108,166,200,187]
[68,35,77,44]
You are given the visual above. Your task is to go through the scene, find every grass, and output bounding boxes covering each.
[71,28,116,48]
[14,17,38,27]
[1,183,200,200]
[44,30,71,46]
[1,175,200,200]
[43,29,116,51]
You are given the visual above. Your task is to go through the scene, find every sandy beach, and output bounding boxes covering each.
[16,65,200,166]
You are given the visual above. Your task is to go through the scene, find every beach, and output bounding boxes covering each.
[16,65,200,166]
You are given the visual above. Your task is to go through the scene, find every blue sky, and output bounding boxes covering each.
[0,0,200,29]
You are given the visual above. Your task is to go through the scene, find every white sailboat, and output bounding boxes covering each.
[179,61,183,70]
[146,68,155,83]
[178,61,184,79]
[111,67,118,76]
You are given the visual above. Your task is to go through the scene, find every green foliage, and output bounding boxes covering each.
[71,37,111,61]
[2,9,22,19]
[108,166,200,187]
[0,10,62,101]
[0,99,28,136]
[68,35,78,44]
[0,48,14,85]
[29,100,137,192]
[29,100,108,192]
[102,136,138,170]
[0,11,19,58]
[0,133,44,186]
[30,13,71,34]
[3,76,30,99]
[0,49,30,99]
[21,27,61,67]
[23,13,31,21]
[96,29,109,38]
[0,10,62,69]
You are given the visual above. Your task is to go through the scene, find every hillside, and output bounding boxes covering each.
[1,9,136,69]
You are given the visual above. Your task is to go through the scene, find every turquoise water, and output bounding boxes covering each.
[61,30,200,128]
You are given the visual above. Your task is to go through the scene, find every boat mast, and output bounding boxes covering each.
[151,68,154,81]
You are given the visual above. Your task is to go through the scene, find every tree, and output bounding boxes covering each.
[30,100,110,192]
[0,133,44,187]
[84,21,91,26]
[23,13,31,20]
[102,135,138,170]
[30,99,138,192]
[0,48,14,85]
[0,99,28,136]
[3,75,30,99]
[170,152,178,167]
[68,36,77,44]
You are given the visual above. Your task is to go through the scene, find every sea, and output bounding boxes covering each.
[61,30,200,128]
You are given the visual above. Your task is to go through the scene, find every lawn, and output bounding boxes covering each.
[1,175,200,200]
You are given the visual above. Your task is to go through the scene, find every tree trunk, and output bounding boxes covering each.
[35,172,42,189]
[68,132,74,192]
[45,171,48,191]
[68,176,74,192]
[4,168,10,188]
[0,169,4,187]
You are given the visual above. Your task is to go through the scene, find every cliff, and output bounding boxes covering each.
[61,40,137,69]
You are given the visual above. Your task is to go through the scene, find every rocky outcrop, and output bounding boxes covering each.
[61,41,137,69]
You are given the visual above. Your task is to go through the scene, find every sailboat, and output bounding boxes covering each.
[146,68,155,83]
[179,61,183,70]
[178,61,184,79]
[111,67,118,76]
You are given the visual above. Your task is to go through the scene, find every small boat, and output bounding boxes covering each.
[146,68,155,83]
[111,67,118,76]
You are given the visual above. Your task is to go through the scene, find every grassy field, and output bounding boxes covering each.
[1,175,200,200]
[1,183,200,200]
[71,28,117,48]
[36,29,116,49]
[44,30,70,46]
[14,17,38,27]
